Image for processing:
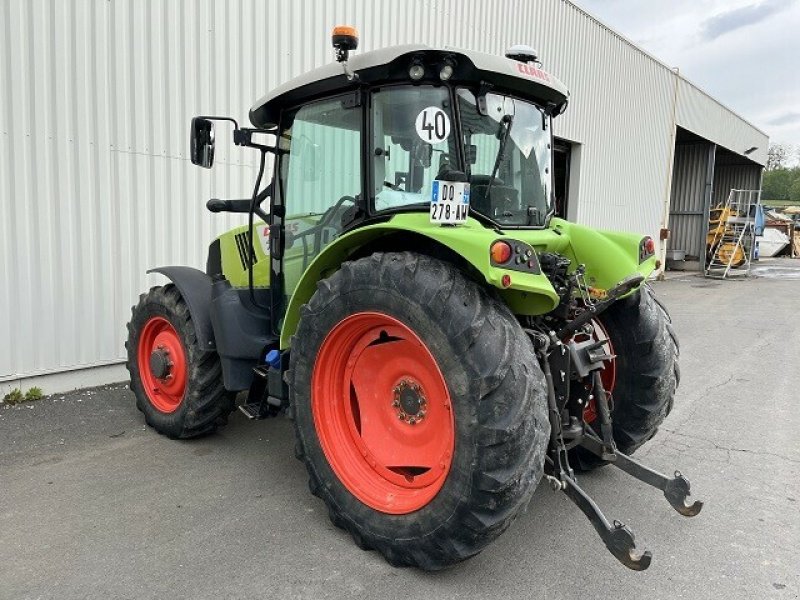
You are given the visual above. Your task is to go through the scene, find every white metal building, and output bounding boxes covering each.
[0,0,768,395]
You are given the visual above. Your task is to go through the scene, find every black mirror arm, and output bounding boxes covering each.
[234,127,279,152]
[194,116,279,155]
[198,115,239,129]
[253,205,270,223]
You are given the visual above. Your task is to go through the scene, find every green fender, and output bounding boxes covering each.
[547,218,658,291]
[278,213,657,349]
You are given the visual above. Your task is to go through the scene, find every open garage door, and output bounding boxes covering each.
[553,139,572,218]
[667,128,763,269]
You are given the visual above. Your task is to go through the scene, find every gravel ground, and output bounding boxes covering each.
[1,259,798,599]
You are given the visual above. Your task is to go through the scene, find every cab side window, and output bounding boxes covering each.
[279,95,362,295]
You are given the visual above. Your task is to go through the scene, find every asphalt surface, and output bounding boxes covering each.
[2,259,799,600]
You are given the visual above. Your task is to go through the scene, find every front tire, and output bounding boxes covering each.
[289,252,550,570]
[126,284,234,439]
[574,284,679,469]
[604,284,679,453]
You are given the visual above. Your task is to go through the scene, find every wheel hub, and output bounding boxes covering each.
[393,380,427,424]
[149,347,172,380]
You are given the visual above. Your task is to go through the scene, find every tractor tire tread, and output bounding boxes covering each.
[289,252,549,570]
[606,283,678,454]
[572,283,679,470]
[126,284,234,439]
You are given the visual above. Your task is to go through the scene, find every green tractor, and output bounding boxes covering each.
[126,27,701,571]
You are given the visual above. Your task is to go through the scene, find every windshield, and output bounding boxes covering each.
[457,89,552,226]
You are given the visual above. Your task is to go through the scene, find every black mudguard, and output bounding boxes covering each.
[148,267,275,391]
[147,267,216,351]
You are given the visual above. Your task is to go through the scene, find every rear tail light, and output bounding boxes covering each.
[490,239,541,276]
[640,236,656,262]
[490,240,513,264]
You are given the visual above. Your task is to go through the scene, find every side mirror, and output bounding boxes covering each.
[190,117,215,168]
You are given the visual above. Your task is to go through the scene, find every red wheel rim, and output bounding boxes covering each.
[311,312,455,514]
[573,318,615,423]
[137,316,188,413]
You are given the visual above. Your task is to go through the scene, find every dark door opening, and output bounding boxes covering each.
[553,139,571,218]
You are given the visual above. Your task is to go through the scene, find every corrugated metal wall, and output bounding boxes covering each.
[668,143,713,260]
[713,165,762,205]
[543,9,676,237]
[0,0,768,388]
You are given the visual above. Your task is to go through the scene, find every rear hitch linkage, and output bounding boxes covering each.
[559,465,652,570]
[579,433,704,518]
[531,273,703,571]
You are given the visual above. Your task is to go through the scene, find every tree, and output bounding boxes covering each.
[762,166,800,203]
[762,168,792,201]
[790,177,800,204]
[766,143,792,171]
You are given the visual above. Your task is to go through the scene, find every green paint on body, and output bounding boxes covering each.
[217,222,271,288]
[213,214,656,350]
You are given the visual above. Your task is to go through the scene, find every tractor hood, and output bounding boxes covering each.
[250,45,570,129]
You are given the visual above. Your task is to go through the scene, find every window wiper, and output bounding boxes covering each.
[483,114,513,202]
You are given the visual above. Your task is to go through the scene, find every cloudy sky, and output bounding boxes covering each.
[571,0,800,157]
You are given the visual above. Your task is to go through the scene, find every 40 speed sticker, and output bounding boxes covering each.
[415,106,451,144]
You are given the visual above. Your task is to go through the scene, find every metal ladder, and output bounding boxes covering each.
[704,189,760,279]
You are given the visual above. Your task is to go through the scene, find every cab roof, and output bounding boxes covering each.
[249,44,570,129]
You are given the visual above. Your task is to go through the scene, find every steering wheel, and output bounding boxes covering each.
[284,195,357,252]
[317,195,357,231]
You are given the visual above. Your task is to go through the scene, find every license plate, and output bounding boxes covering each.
[430,180,470,224]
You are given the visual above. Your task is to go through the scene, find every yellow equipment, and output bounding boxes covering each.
[707,206,746,267]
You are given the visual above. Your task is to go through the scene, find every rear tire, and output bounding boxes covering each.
[126,284,234,439]
[573,284,679,470]
[289,252,550,570]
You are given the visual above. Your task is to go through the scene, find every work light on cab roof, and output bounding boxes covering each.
[332,25,359,62]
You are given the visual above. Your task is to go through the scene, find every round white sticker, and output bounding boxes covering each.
[415,106,451,144]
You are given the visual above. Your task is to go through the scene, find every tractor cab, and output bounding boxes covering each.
[192,32,572,321]
[251,37,568,231]
[128,27,701,573]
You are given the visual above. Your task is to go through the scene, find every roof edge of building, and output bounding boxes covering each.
[563,0,769,139]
